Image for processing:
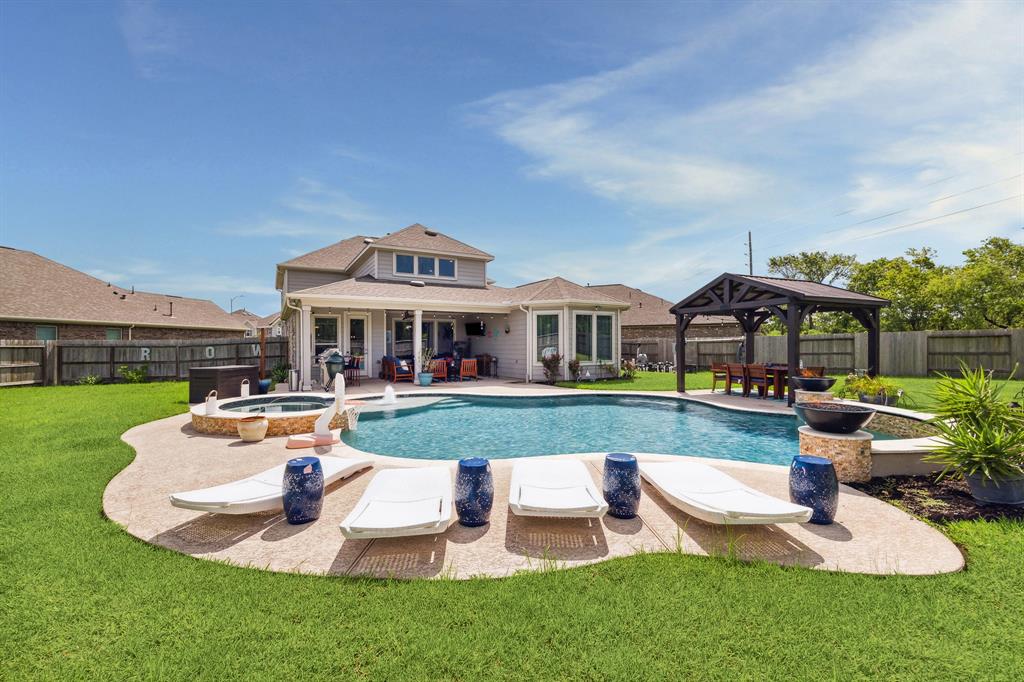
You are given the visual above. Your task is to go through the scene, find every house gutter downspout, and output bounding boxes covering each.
[284,296,303,383]
[519,304,531,382]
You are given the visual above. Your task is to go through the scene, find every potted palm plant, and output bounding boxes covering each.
[841,373,903,406]
[924,362,1024,506]
[417,347,435,386]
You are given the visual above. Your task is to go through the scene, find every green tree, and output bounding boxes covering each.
[766,250,858,329]
[945,237,1024,329]
[847,247,952,331]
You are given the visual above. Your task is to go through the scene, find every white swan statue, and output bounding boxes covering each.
[286,373,345,449]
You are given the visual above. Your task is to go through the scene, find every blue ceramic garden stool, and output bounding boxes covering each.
[455,457,493,527]
[603,453,641,519]
[789,455,839,525]
[282,456,325,525]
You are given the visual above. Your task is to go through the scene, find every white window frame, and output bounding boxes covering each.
[312,314,341,358]
[572,311,615,363]
[392,252,458,280]
[532,310,562,366]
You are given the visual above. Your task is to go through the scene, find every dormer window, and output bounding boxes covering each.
[395,254,415,274]
[393,252,457,279]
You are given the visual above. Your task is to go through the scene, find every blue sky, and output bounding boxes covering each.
[2,0,1021,315]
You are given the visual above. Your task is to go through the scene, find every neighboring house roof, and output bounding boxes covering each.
[588,284,736,327]
[287,275,628,311]
[258,312,280,327]
[0,246,246,331]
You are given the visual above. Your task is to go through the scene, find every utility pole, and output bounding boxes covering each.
[747,231,753,275]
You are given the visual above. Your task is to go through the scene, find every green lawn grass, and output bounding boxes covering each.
[558,371,1024,412]
[2,382,1022,679]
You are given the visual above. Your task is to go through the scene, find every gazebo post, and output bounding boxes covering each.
[743,312,756,364]
[867,308,880,377]
[675,314,693,392]
[786,301,801,406]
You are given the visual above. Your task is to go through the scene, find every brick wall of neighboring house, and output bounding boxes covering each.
[0,320,245,340]
[622,321,742,343]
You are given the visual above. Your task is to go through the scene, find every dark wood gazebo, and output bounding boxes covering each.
[670,274,889,404]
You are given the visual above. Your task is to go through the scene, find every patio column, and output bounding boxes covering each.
[413,309,423,375]
[300,304,313,391]
[867,308,880,377]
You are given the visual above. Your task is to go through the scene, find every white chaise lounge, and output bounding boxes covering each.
[639,461,812,525]
[169,456,372,515]
[508,460,608,518]
[339,467,453,539]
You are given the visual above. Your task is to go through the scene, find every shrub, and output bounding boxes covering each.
[924,362,1024,482]
[839,373,902,401]
[118,364,148,383]
[620,359,638,380]
[76,374,101,385]
[270,362,291,385]
[541,353,563,382]
[567,359,582,381]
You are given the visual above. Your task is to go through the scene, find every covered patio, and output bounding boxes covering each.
[671,274,889,404]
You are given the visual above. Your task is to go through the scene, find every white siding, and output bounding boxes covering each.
[284,269,347,293]
[469,310,528,380]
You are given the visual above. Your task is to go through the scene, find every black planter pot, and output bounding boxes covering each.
[791,376,837,392]
[794,402,876,434]
[965,472,1024,506]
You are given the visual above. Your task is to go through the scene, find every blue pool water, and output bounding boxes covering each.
[342,394,809,464]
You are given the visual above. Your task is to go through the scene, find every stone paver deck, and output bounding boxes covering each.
[105,386,963,579]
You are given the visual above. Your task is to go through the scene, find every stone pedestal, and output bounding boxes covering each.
[794,390,835,404]
[798,426,873,483]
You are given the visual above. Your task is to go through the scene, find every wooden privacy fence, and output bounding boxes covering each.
[0,340,52,387]
[57,337,288,384]
[0,337,289,386]
[677,328,1023,377]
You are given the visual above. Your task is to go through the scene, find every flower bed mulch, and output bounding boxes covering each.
[850,476,1024,524]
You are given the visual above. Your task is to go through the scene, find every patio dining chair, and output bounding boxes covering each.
[805,366,825,377]
[459,358,478,381]
[746,364,771,399]
[710,363,728,392]
[725,363,747,396]
[430,359,448,382]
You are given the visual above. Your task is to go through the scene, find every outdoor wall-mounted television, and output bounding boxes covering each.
[465,321,486,336]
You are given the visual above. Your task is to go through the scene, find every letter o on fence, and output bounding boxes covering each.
[205,346,215,359]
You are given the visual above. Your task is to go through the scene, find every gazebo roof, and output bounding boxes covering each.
[670,273,888,316]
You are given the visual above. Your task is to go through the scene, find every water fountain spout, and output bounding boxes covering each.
[381,384,397,405]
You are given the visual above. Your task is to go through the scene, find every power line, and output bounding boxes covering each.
[852,194,1023,240]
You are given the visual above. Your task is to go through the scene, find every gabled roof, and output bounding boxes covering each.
[0,246,246,331]
[588,284,735,327]
[512,277,624,305]
[277,235,372,271]
[286,275,629,311]
[276,224,493,280]
[258,312,281,327]
[370,224,493,260]
[671,273,889,315]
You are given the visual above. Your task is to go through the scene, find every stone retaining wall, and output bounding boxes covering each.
[191,408,354,437]
[867,412,939,439]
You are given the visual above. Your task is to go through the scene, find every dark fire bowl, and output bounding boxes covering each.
[791,376,837,392]
[794,401,876,434]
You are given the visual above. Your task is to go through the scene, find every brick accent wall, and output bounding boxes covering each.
[0,320,245,341]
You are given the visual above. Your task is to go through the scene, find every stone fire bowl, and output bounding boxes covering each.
[794,401,875,434]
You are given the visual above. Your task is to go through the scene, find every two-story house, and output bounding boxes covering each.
[276,224,629,389]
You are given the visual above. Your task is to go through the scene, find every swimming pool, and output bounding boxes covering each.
[342,394,818,464]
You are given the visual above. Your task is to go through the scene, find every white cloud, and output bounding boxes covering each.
[218,178,383,238]
[473,0,1023,291]
[117,0,181,78]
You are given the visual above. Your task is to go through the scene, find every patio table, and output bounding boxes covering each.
[764,364,788,401]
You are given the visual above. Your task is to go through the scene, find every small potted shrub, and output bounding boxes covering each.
[270,362,291,392]
[417,347,435,386]
[841,373,903,406]
[541,352,563,384]
[924,362,1024,506]
[568,358,582,381]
